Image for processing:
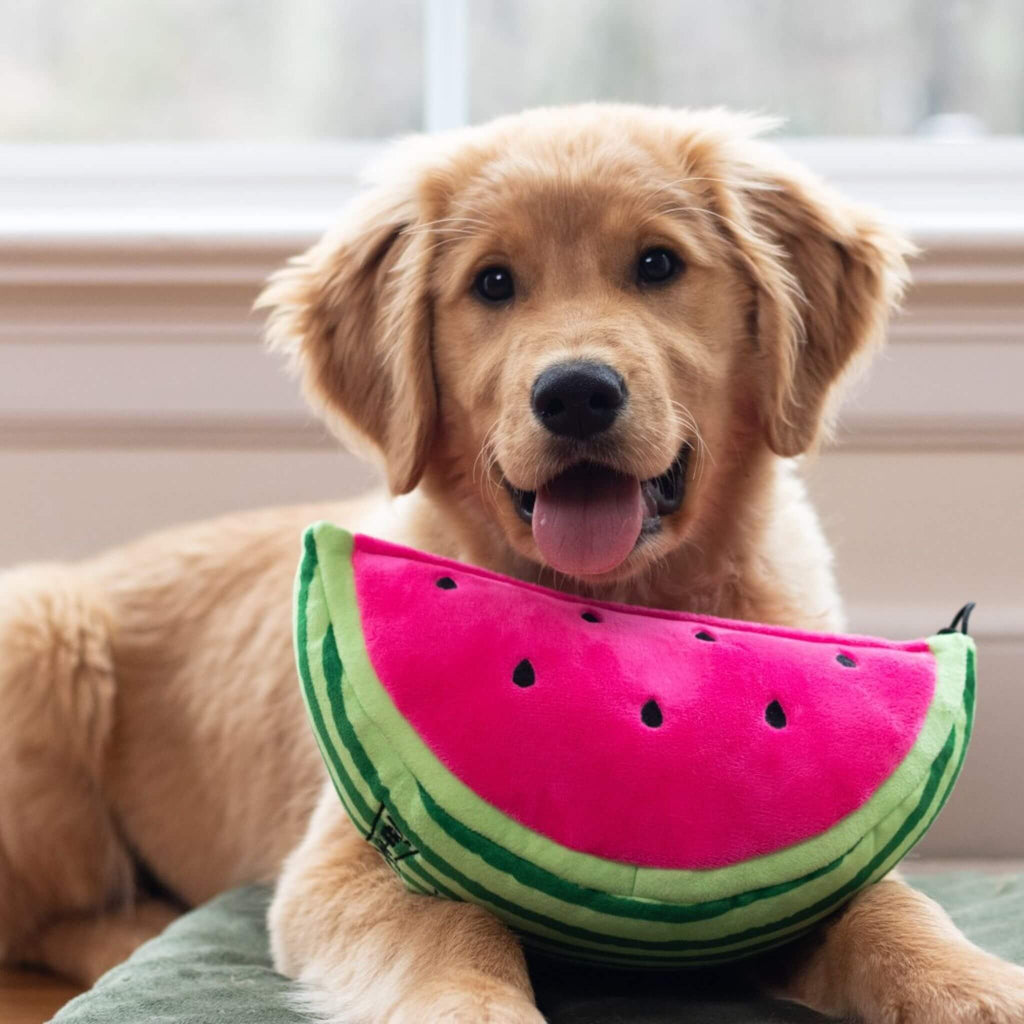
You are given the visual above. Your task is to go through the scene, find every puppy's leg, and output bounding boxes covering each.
[270,788,542,1023]
[773,876,1024,1023]
[0,564,140,982]
[19,899,180,985]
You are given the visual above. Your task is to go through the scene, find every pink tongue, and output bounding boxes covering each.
[532,466,644,577]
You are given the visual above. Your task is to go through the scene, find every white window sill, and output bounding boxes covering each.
[2,137,1024,245]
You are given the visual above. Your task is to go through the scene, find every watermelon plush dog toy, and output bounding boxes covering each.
[294,523,975,968]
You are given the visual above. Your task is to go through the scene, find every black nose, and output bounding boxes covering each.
[531,361,626,440]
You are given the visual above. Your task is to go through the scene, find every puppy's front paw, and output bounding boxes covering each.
[886,951,1024,1024]
[388,973,544,1024]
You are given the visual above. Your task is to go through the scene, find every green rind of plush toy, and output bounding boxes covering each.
[295,523,975,967]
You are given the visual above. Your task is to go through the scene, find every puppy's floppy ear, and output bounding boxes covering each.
[716,144,914,456]
[257,180,437,494]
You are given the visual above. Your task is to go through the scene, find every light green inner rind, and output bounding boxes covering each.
[295,523,974,964]
[294,540,375,836]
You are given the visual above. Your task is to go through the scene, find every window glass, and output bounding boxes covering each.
[5,1,1023,141]
[470,0,1024,135]
[1,0,423,140]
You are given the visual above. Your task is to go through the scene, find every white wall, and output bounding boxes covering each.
[807,452,1024,858]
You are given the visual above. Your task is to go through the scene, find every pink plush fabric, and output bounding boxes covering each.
[352,534,936,870]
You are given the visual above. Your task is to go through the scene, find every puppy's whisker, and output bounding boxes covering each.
[642,201,754,243]
[668,400,713,485]
[404,228,479,245]
[642,174,774,201]
[472,424,508,512]
[399,233,481,262]
[690,205,761,240]
[473,451,500,505]
[637,175,780,228]
[405,215,492,233]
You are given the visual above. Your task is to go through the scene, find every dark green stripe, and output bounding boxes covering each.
[328,760,372,834]
[418,781,839,925]
[519,926,813,969]
[403,856,821,968]
[318,622,379,830]
[398,854,463,902]
[523,938,704,970]
[415,724,960,951]
[295,534,375,832]
[391,851,803,966]
[964,646,977,746]
[401,873,433,897]
[392,846,784,963]
[907,644,975,835]
[321,623,966,955]
[407,855,840,968]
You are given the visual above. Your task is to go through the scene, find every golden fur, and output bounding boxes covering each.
[2,105,1022,1023]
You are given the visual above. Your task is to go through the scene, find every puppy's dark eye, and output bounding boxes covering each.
[637,247,681,285]
[474,266,515,303]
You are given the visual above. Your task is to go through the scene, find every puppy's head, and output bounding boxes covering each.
[260,106,911,584]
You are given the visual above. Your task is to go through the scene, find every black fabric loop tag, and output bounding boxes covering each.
[938,602,976,636]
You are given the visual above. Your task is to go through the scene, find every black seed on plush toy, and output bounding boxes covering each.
[436,577,457,590]
[512,659,535,687]
[766,700,787,729]
[641,699,663,728]
[582,611,600,623]
[696,630,716,642]
[836,653,856,668]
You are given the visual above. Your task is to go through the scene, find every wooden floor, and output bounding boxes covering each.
[0,968,82,1024]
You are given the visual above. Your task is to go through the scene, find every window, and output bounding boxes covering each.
[4,0,1023,141]
[470,0,1024,136]
[2,0,424,140]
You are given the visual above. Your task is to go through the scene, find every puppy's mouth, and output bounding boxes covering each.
[503,445,690,578]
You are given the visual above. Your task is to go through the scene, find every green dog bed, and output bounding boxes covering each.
[52,873,1024,1023]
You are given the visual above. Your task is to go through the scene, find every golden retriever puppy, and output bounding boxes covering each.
[2,105,1022,1024]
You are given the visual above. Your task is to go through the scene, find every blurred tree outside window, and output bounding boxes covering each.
[1,0,1022,141]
